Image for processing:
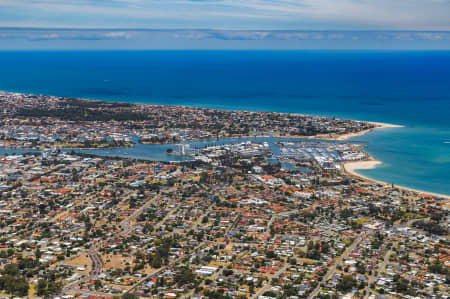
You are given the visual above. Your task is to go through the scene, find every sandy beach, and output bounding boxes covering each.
[341,120,450,200]
[343,160,450,200]
[336,121,404,141]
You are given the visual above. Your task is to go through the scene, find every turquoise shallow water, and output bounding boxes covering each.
[351,127,450,195]
[0,50,449,195]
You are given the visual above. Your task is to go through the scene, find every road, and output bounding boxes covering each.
[88,245,103,276]
[181,264,223,299]
[307,233,363,299]
[225,212,242,235]
[63,193,160,293]
[252,264,289,299]
[364,243,395,299]
[265,215,274,234]
[126,211,242,295]
[125,239,208,294]
[120,194,160,237]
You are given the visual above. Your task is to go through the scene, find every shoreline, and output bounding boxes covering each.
[342,123,450,200]
[1,89,448,199]
[336,121,405,141]
[0,89,402,142]
[0,144,136,151]
[343,159,450,200]
[342,122,450,200]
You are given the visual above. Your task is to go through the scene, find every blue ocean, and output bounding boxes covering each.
[0,50,449,195]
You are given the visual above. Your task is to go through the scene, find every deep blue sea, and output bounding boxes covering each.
[0,50,449,196]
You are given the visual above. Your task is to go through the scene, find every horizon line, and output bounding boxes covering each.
[1,27,450,33]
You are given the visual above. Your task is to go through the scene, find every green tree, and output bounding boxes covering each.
[336,275,357,292]
[37,279,48,296]
[151,252,162,268]
[174,267,195,286]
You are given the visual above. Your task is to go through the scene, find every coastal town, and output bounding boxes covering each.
[0,92,448,299]
[0,92,374,149]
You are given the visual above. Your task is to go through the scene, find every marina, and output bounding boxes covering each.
[0,137,366,175]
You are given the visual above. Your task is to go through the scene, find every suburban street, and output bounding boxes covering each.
[307,233,364,299]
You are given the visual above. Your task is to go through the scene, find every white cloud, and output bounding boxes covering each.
[415,32,448,40]
[0,0,450,30]
[36,33,60,39]
[1,29,450,49]
[102,31,134,39]
[1,29,449,43]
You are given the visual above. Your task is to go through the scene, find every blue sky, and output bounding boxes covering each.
[1,0,450,49]
[1,0,450,30]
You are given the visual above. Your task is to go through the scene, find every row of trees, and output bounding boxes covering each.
[0,261,62,297]
[37,279,62,297]
[0,264,29,296]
